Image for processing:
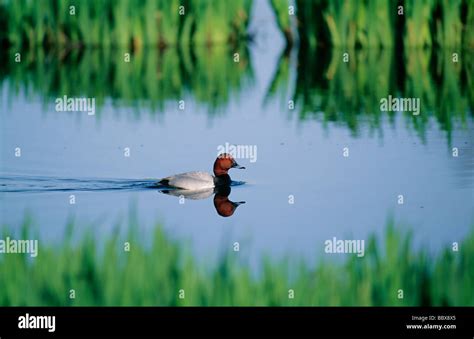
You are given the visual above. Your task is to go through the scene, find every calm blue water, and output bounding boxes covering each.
[0,0,473,267]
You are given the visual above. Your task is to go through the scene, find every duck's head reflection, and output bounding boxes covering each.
[212,185,245,217]
[159,182,245,217]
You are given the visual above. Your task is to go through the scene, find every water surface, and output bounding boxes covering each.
[0,1,473,269]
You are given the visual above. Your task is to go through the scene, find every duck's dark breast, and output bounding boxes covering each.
[214,174,232,187]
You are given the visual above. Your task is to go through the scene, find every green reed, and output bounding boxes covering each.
[270,0,293,44]
[2,0,473,49]
[269,0,397,48]
[269,0,473,48]
[0,216,473,306]
[0,0,252,47]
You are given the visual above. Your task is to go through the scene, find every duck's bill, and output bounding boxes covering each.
[232,162,246,169]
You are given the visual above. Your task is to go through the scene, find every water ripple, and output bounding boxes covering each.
[0,175,160,193]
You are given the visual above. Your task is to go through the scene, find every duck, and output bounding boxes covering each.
[157,153,245,190]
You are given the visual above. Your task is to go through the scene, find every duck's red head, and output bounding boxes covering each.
[213,153,245,176]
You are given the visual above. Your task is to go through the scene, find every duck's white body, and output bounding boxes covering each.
[160,171,215,190]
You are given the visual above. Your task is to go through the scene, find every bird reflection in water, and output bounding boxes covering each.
[160,181,245,217]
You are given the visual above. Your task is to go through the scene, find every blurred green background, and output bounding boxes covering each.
[1,218,473,306]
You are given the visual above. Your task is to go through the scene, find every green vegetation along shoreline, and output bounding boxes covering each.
[0,0,252,48]
[0,218,473,306]
[271,0,474,48]
[2,0,473,49]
